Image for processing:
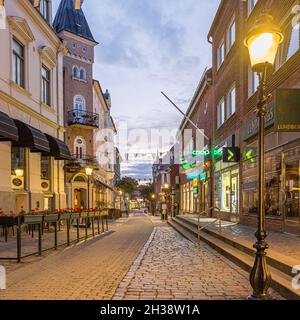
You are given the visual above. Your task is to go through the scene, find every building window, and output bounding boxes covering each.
[73,95,86,112]
[38,0,49,22]
[226,18,236,52]
[74,136,86,159]
[12,38,25,87]
[217,98,225,128]
[41,65,50,105]
[11,147,25,175]
[217,41,225,70]
[72,66,79,78]
[248,0,258,16]
[248,66,260,97]
[79,68,86,80]
[226,85,236,119]
[41,155,50,180]
[276,22,300,68]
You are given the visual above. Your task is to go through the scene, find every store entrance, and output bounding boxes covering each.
[230,174,239,222]
[283,158,300,236]
[74,189,87,209]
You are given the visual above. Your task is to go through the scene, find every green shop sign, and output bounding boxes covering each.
[274,89,300,132]
[243,105,275,141]
[192,147,223,160]
[180,159,196,171]
[200,172,207,183]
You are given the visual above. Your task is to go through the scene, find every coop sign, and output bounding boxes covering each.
[192,147,223,159]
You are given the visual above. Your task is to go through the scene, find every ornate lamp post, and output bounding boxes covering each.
[244,12,283,300]
[85,166,93,212]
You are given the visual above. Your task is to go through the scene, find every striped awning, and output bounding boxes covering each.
[13,120,50,153]
[45,134,72,160]
[0,111,18,141]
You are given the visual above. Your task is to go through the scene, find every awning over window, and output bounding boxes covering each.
[0,111,19,142]
[13,120,50,153]
[45,134,72,160]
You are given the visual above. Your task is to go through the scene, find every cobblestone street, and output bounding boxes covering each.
[114,222,282,300]
[0,214,153,300]
[0,214,283,300]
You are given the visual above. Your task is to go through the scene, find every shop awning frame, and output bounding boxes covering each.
[44,134,72,160]
[0,111,19,142]
[13,120,50,153]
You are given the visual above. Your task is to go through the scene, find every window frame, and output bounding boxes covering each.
[12,37,25,88]
[226,84,236,120]
[217,40,225,70]
[38,0,50,22]
[217,97,225,129]
[226,17,236,53]
[248,0,258,16]
[41,64,50,106]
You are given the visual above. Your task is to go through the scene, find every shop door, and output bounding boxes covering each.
[74,189,82,209]
[230,174,239,222]
[283,159,300,236]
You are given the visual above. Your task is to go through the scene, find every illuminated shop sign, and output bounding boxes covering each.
[274,89,300,132]
[180,159,196,171]
[222,147,240,163]
[192,147,223,159]
[243,147,257,163]
[200,172,208,183]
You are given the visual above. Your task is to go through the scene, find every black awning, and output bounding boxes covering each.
[45,134,72,160]
[0,111,19,141]
[13,120,50,153]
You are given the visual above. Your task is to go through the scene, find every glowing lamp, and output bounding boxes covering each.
[85,166,93,176]
[15,168,24,177]
[244,13,283,72]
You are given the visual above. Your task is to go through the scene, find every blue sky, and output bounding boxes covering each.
[53,0,220,180]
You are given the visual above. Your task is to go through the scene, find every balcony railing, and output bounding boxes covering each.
[71,154,99,168]
[68,109,99,128]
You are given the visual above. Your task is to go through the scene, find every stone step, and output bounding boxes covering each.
[169,217,300,300]
[175,215,299,277]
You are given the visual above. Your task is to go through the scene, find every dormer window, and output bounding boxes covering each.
[38,0,50,22]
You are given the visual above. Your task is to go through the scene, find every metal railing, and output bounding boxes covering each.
[0,210,110,263]
[197,206,221,241]
[68,109,99,128]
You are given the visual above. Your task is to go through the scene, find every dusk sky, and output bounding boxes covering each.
[53,0,220,180]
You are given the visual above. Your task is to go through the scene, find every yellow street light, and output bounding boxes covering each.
[244,13,283,72]
[164,183,169,189]
[15,168,24,177]
[244,11,283,301]
[151,194,155,199]
[85,166,93,176]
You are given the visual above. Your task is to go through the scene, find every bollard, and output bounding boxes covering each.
[101,216,104,232]
[17,216,22,263]
[38,223,42,256]
[54,221,58,250]
[106,216,108,231]
[77,218,80,242]
[97,215,100,234]
[67,218,70,246]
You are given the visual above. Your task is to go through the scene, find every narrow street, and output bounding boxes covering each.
[0,212,282,300]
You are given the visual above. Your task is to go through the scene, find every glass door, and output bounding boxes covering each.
[230,174,239,222]
[283,158,300,236]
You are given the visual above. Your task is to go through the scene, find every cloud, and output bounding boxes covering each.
[52,0,221,179]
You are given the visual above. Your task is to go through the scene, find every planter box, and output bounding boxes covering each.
[59,213,71,220]
[71,213,80,219]
[23,215,43,224]
[0,216,18,225]
[44,214,59,222]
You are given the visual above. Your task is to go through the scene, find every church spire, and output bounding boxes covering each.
[53,0,96,43]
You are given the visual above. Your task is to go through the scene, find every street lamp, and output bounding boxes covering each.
[15,168,24,177]
[85,166,93,211]
[244,12,283,300]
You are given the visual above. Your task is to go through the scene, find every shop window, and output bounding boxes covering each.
[12,38,25,88]
[226,85,236,119]
[41,65,50,105]
[11,147,25,175]
[217,98,225,128]
[41,155,50,180]
[217,41,225,70]
[226,18,236,52]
